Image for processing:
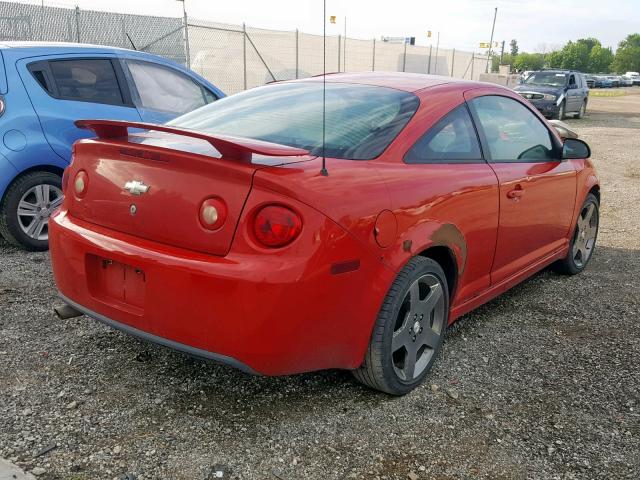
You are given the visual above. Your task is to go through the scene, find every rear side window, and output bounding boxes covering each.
[405,105,482,164]
[48,59,124,105]
[469,95,556,162]
[127,60,215,115]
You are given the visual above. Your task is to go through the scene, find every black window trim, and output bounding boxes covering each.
[466,93,564,164]
[122,58,219,114]
[402,103,487,165]
[27,57,135,108]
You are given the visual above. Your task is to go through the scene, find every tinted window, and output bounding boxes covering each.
[470,96,556,162]
[31,69,52,93]
[405,105,482,163]
[170,82,420,160]
[128,61,214,114]
[49,59,124,105]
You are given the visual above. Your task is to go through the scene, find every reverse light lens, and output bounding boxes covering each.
[0,96,5,116]
[74,170,88,198]
[199,197,227,230]
[253,205,302,248]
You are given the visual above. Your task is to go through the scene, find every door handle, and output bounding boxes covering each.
[507,185,525,200]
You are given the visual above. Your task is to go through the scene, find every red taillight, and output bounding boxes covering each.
[199,197,227,230]
[74,170,88,198]
[253,205,302,248]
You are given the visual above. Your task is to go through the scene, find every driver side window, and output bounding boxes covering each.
[469,95,557,162]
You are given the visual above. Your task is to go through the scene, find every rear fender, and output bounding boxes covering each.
[385,221,466,292]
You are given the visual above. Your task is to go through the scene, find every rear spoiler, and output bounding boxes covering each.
[75,119,309,160]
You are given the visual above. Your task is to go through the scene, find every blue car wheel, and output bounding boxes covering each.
[0,171,63,251]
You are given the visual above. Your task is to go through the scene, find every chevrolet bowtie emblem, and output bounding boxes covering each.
[124,180,150,195]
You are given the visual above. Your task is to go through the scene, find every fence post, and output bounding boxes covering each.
[372,38,376,71]
[402,41,407,72]
[74,5,80,43]
[427,45,432,74]
[450,48,455,77]
[471,53,474,80]
[182,8,191,67]
[295,29,299,79]
[242,23,247,90]
[337,35,341,73]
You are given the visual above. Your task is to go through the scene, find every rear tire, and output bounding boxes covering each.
[0,171,62,251]
[553,193,599,275]
[575,101,587,119]
[352,257,449,395]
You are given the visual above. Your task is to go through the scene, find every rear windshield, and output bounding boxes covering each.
[169,82,419,160]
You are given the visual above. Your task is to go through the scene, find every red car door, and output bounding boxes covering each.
[466,92,577,285]
[379,101,500,307]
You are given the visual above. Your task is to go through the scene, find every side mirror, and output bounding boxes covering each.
[562,138,591,159]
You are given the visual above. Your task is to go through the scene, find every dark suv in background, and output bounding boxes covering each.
[513,70,589,120]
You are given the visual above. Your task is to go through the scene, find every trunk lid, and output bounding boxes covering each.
[65,122,312,256]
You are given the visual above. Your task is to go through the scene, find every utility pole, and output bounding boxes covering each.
[499,40,505,66]
[343,16,347,72]
[434,31,440,74]
[177,0,190,67]
[485,7,497,73]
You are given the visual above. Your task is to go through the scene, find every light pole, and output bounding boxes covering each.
[434,31,440,74]
[343,16,347,72]
[177,0,191,67]
[485,7,497,73]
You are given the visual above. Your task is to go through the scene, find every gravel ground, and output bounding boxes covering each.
[1,93,639,480]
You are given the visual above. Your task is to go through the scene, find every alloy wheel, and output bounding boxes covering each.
[17,184,64,241]
[391,273,445,382]
[572,202,598,268]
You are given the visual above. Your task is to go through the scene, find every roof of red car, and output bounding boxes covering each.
[299,72,479,92]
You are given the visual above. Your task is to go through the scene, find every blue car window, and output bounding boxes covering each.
[127,60,215,115]
[48,59,124,105]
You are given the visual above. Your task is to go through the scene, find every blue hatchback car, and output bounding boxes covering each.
[0,42,224,250]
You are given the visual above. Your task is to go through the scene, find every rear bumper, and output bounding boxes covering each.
[59,293,256,373]
[49,209,393,376]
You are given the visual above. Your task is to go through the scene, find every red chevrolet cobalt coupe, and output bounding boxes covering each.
[49,73,600,395]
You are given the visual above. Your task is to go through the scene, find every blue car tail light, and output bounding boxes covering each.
[0,96,4,116]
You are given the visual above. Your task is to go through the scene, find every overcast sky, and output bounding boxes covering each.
[30,0,639,52]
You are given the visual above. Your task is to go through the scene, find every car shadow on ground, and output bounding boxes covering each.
[60,243,636,419]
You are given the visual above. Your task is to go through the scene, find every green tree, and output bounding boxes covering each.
[510,39,519,57]
[588,45,614,73]
[546,50,564,68]
[612,33,640,73]
[560,40,590,71]
[513,52,545,71]
[576,37,600,53]
[492,53,514,72]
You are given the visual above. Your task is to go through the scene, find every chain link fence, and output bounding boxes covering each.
[0,0,489,95]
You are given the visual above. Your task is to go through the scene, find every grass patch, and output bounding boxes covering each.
[590,90,626,97]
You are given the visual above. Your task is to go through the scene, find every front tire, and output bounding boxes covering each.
[352,257,449,395]
[0,171,63,251]
[553,101,566,120]
[553,193,599,275]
